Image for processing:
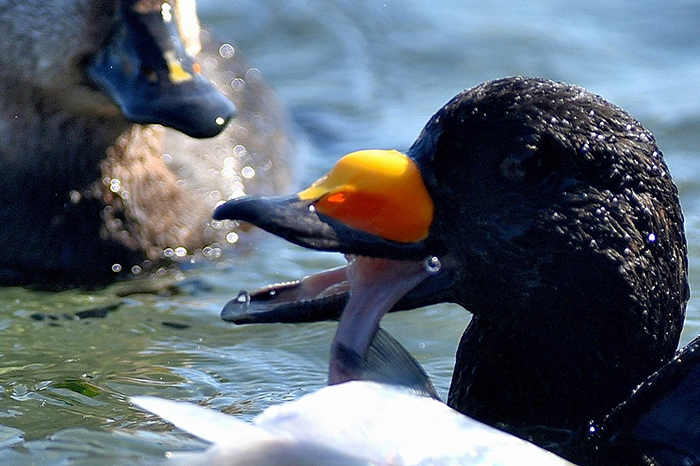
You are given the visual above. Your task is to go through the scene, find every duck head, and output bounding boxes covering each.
[0,0,234,138]
[214,77,688,442]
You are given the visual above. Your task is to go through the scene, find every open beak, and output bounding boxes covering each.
[214,150,455,386]
[87,0,235,138]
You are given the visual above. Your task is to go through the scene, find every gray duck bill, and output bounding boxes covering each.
[87,0,235,138]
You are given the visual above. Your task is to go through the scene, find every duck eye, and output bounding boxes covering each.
[500,144,541,182]
[500,136,562,184]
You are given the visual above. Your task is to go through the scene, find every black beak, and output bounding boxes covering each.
[213,195,430,261]
[87,0,235,138]
[213,154,454,394]
[213,194,455,326]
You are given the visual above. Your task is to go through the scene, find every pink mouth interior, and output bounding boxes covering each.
[236,255,430,386]
[328,256,429,385]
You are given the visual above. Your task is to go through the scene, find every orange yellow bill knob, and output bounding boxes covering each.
[298,150,434,243]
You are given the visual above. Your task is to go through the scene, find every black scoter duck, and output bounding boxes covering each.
[213,76,695,464]
[0,0,291,285]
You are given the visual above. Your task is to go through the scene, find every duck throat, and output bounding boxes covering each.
[446,292,675,452]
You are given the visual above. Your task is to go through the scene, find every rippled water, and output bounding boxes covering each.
[2,0,700,463]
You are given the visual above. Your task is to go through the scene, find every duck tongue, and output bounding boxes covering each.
[329,257,430,385]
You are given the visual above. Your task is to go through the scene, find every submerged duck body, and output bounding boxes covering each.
[214,77,692,464]
[0,0,291,285]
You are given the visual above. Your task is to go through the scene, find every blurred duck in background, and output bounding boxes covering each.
[0,0,292,286]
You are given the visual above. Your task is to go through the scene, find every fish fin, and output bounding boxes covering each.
[131,396,273,445]
[335,326,440,400]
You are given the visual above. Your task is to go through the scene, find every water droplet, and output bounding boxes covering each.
[221,166,235,179]
[236,291,251,306]
[111,263,122,273]
[226,232,239,244]
[647,233,657,243]
[109,178,122,193]
[241,166,256,179]
[160,2,173,22]
[215,116,226,126]
[308,205,317,213]
[219,43,235,59]
[231,77,245,91]
[175,247,187,258]
[424,256,442,273]
[245,67,262,83]
[131,265,142,275]
[69,190,82,204]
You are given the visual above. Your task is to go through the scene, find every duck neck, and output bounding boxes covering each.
[446,259,680,452]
